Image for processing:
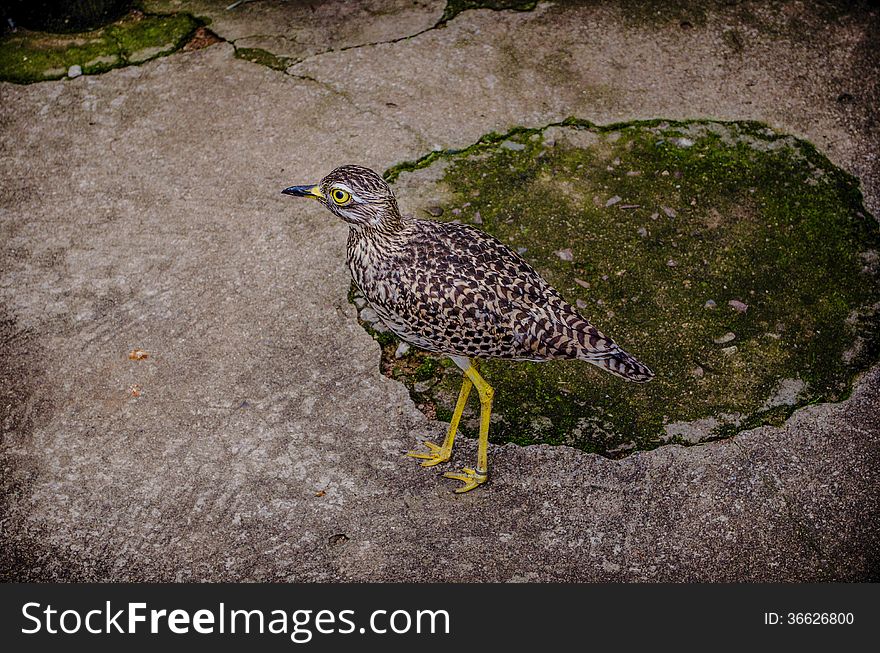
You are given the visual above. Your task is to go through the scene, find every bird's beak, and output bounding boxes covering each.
[281,184,324,200]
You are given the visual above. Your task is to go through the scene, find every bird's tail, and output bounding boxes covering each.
[594,349,654,382]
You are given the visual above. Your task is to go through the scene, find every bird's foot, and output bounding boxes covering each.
[406,441,451,468]
[443,467,488,493]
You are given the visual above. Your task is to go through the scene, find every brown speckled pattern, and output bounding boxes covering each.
[321,166,653,382]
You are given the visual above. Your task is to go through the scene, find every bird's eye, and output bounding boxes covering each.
[331,189,351,204]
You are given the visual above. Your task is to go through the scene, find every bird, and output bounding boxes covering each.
[282,165,654,493]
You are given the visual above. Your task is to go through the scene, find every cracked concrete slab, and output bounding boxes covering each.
[1,1,878,581]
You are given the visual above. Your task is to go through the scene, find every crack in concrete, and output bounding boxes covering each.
[213,1,542,74]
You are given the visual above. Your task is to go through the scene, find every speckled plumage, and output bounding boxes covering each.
[311,165,654,382]
[283,165,653,492]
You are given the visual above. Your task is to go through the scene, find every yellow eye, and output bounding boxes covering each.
[331,188,351,204]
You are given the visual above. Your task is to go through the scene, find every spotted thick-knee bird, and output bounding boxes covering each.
[283,165,653,493]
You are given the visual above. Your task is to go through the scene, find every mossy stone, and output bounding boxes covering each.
[368,120,880,456]
[0,11,200,83]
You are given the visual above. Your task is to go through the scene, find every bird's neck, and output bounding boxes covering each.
[346,214,409,292]
[350,212,406,245]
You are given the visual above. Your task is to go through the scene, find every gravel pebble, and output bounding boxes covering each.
[472,211,482,224]
[354,297,367,309]
[554,248,574,261]
[425,206,443,217]
[576,299,588,309]
[704,299,717,309]
[360,307,378,324]
[500,140,526,151]
[728,299,749,313]
[714,332,736,344]
[721,345,738,356]
[68,65,82,78]
[394,342,410,359]
[661,206,677,218]
[605,195,622,207]
[574,278,590,289]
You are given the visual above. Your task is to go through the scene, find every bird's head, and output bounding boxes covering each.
[282,165,401,228]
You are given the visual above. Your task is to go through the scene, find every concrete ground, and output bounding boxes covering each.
[1,0,878,581]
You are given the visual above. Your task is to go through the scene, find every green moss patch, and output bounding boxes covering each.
[233,47,290,71]
[0,11,201,83]
[365,120,880,456]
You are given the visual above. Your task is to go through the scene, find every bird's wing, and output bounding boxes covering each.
[386,221,621,360]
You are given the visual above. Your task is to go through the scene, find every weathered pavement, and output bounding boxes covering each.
[1,1,878,581]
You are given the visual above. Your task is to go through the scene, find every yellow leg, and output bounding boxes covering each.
[407,375,472,467]
[443,362,492,493]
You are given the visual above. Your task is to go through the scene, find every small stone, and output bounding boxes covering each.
[661,206,677,218]
[516,247,528,255]
[721,346,738,356]
[354,297,367,309]
[714,332,736,344]
[413,380,433,393]
[637,227,648,237]
[425,206,443,217]
[67,64,82,78]
[472,210,482,224]
[328,534,349,546]
[500,140,526,151]
[691,366,704,378]
[574,278,590,289]
[605,195,622,207]
[728,299,749,313]
[451,208,461,216]
[601,275,609,281]
[672,137,694,148]
[360,307,379,324]
[554,248,574,261]
[704,299,717,309]
[394,342,410,359]
[576,299,588,309]
[650,212,659,220]
[626,170,642,176]
[372,322,389,334]
[666,259,678,267]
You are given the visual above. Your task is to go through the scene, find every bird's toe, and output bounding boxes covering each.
[442,467,488,493]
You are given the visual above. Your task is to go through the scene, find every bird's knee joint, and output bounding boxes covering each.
[481,385,495,403]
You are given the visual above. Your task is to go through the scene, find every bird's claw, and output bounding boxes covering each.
[406,441,451,467]
[443,467,488,493]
